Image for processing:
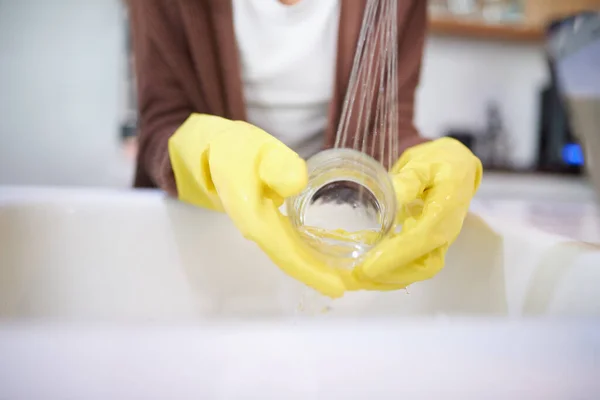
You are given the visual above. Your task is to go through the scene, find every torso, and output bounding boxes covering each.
[231,0,340,159]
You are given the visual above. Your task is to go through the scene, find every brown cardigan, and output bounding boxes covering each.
[129,0,427,194]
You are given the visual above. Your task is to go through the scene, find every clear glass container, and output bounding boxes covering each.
[286,148,397,269]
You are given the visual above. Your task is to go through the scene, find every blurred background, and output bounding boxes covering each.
[0,0,598,188]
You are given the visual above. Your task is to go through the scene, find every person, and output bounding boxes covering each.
[128,0,483,298]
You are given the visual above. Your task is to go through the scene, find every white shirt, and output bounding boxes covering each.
[232,0,340,159]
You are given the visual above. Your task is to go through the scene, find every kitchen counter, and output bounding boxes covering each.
[478,171,596,202]
[475,172,599,242]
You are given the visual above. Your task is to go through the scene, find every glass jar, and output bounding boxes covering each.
[286,148,397,270]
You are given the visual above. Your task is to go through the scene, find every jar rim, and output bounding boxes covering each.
[286,148,397,268]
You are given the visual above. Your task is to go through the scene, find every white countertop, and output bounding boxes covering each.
[475,172,599,242]
[470,198,600,243]
[477,172,595,201]
[1,319,599,400]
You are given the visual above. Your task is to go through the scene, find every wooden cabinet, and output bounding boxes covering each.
[429,0,600,42]
[429,17,543,42]
[525,0,600,27]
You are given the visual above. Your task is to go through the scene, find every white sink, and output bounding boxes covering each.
[1,186,600,398]
[1,186,599,320]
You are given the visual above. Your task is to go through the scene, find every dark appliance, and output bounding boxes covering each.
[539,11,600,179]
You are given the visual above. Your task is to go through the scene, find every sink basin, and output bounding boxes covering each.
[1,186,599,320]
[1,186,600,398]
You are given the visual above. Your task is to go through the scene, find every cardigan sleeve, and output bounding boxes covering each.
[129,0,192,195]
[394,0,429,155]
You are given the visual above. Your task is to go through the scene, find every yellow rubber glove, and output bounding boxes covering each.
[169,114,347,298]
[351,137,483,289]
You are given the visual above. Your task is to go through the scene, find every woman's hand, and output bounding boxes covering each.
[350,138,483,289]
[170,117,481,296]
[169,114,348,298]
